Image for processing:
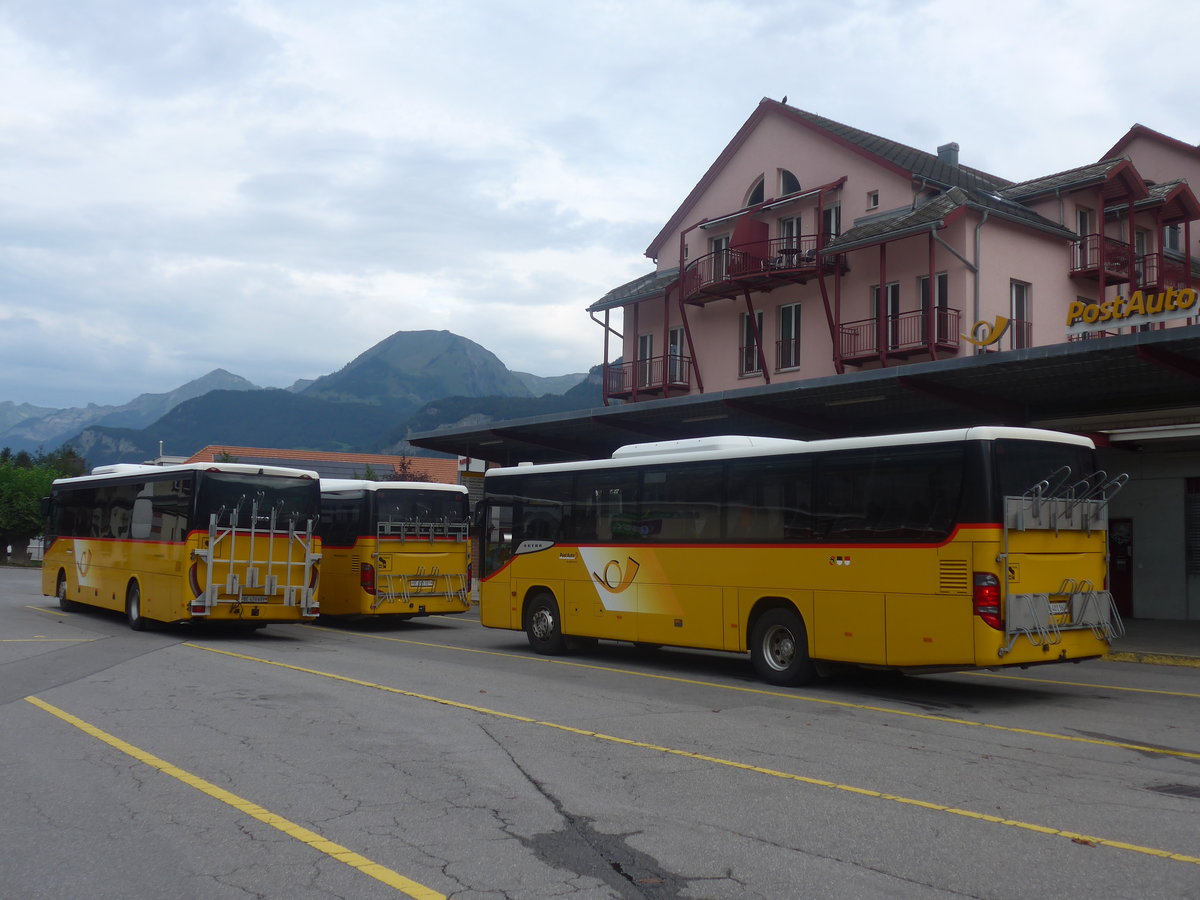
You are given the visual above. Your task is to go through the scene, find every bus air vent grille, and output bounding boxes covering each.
[938,559,969,595]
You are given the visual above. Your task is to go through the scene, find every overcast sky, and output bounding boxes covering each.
[3,0,1198,409]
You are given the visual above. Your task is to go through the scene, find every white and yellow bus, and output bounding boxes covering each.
[318,479,471,618]
[43,462,321,630]
[477,427,1127,685]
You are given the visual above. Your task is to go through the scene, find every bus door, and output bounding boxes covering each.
[478,498,516,628]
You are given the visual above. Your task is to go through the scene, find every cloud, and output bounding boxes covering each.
[2,0,1199,412]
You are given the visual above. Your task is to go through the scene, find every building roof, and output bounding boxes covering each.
[645,98,1011,259]
[1000,158,1149,204]
[589,267,679,313]
[1101,123,1200,164]
[825,185,1074,254]
[187,445,460,484]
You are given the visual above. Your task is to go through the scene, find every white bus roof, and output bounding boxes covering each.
[321,478,467,494]
[486,426,1095,478]
[54,461,320,485]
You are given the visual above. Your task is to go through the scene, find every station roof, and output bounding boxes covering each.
[407,327,1200,466]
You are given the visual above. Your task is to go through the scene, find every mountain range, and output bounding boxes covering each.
[0,330,598,465]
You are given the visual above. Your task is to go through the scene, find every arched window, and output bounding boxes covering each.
[746,177,765,207]
[780,169,800,195]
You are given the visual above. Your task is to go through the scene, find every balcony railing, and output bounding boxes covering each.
[682,236,842,304]
[776,337,800,370]
[839,308,961,363]
[604,354,692,400]
[1070,234,1131,284]
[1135,252,1189,290]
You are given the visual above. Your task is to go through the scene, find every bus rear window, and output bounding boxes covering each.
[197,472,319,527]
[376,490,468,524]
[993,439,1098,499]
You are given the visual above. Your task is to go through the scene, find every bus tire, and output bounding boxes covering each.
[126,581,149,632]
[750,607,815,686]
[56,571,80,612]
[524,591,566,655]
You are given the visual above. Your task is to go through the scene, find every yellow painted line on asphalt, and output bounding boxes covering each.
[0,638,95,643]
[23,695,446,900]
[963,669,1200,698]
[186,643,1200,868]
[305,626,1200,760]
[25,605,71,617]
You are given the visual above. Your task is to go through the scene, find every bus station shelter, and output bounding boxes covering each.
[409,327,1200,623]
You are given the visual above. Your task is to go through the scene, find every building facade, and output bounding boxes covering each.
[589,100,1200,621]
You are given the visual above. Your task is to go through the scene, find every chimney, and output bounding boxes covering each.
[937,142,960,167]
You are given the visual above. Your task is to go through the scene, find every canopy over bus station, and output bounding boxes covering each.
[409,328,1200,465]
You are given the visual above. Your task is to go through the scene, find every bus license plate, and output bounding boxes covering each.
[1049,600,1069,615]
[244,595,269,603]
[410,580,434,588]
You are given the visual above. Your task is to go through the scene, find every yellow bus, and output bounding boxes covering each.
[477,427,1127,685]
[318,479,471,618]
[43,462,321,630]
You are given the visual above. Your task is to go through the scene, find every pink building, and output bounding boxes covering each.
[591,99,1200,402]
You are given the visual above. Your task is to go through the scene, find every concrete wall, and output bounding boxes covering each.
[1102,446,1198,620]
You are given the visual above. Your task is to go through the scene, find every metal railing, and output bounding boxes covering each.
[839,308,961,358]
[604,354,692,397]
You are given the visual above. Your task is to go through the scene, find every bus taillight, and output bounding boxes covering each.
[467,562,473,594]
[360,562,376,595]
[973,572,1003,630]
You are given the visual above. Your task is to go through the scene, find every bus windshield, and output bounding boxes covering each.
[196,472,320,528]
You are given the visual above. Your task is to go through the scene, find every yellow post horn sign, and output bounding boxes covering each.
[962,316,1011,347]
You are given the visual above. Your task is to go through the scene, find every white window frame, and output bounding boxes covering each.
[1010,280,1031,349]
[710,234,731,280]
[871,282,901,350]
[778,303,801,370]
[823,205,841,239]
[636,333,655,387]
[667,326,685,384]
[918,272,950,342]
[740,310,764,376]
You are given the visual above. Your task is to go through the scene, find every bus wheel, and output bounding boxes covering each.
[524,592,566,655]
[56,572,79,612]
[750,607,814,686]
[126,581,149,632]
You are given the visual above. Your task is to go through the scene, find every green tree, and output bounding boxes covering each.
[0,462,57,564]
[387,456,432,482]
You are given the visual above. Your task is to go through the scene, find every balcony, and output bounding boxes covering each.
[839,308,962,366]
[1135,252,1189,291]
[1070,234,1131,285]
[682,236,843,305]
[604,354,692,401]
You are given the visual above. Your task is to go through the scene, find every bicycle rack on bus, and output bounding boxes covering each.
[997,469,1127,656]
[371,518,470,611]
[191,497,321,617]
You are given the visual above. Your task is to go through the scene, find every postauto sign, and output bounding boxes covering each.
[1065,288,1198,334]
